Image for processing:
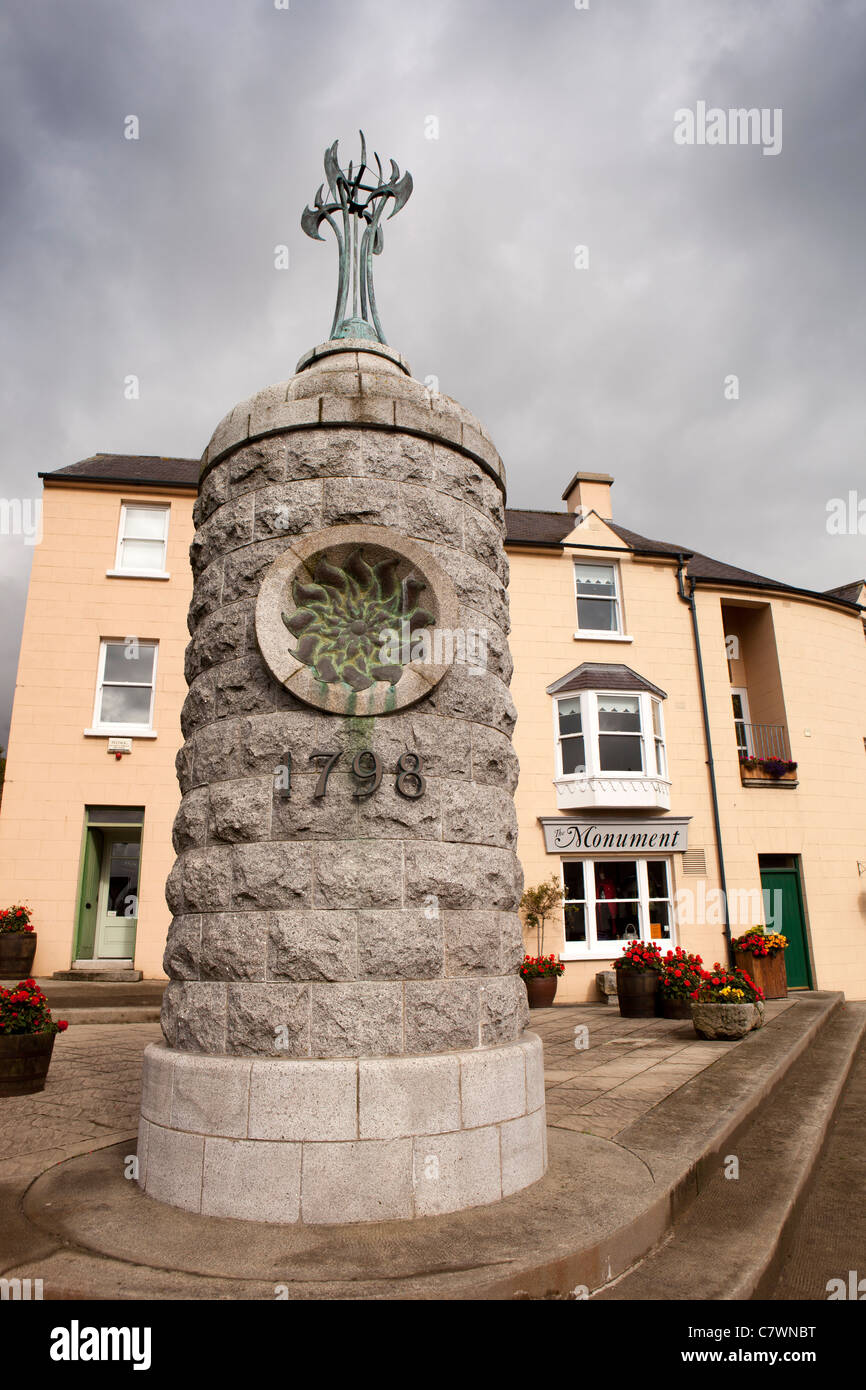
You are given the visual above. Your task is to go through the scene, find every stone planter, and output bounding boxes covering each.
[0,932,37,978]
[734,949,787,1000]
[0,1030,55,1096]
[525,975,558,1009]
[659,994,693,1020]
[691,1001,764,1040]
[616,969,659,1018]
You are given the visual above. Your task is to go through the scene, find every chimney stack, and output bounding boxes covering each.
[562,471,614,520]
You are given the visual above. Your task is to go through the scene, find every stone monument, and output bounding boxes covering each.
[137,134,547,1223]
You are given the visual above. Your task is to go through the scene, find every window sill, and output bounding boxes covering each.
[84,729,158,739]
[573,632,633,642]
[740,774,799,788]
[106,569,171,581]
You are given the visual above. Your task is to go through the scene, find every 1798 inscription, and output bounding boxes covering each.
[275,750,425,801]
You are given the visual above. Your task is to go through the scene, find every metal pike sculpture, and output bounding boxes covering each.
[301,131,413,345]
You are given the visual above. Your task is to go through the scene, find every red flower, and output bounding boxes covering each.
[57,1020,68,1032]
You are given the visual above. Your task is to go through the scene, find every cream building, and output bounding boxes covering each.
[1,456,864,1000]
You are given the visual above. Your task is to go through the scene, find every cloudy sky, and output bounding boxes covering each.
[1,0,864,746]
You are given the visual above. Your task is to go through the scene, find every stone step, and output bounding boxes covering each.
[593,1000,866,1300]
[50,968,143,983]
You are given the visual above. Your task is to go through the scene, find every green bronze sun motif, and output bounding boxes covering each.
[282,548,436,692]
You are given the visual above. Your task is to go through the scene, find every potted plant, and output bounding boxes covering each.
[732,927,788,999]
[657,947,704,1019]
[690,964,765,1040]
[0,905,37,978]
[519,876,564,959]
[613,940,663,1017]
[0,978,68,1095]
[519,954,565,1008]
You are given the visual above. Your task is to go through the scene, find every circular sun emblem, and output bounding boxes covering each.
[255,525,459,715]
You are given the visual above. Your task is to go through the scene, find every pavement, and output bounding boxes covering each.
[0,991,858,1300]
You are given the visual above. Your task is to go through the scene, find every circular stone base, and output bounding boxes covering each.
[137,1033,546,1224]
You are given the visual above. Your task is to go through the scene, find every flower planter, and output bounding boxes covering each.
[691,1001,764,1040]
[616,970,659,1018]
[0,933,37,979]
[525,976,558,1009]
[0,1030,55,1096]
[659,995,693,1020]
[734,949,787,1000]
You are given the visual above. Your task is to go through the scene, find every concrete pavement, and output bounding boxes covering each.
[0,993,854,1299]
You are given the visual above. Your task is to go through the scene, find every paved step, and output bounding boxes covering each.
[51,969,143,983]
[593,1001,866,1300]
[62,1007,162,1025]
[766,1016,866,1299]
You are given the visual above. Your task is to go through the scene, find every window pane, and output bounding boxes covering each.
[731,693,745,721]
[99,683,152,725]
[655,738,667,777]
[123,506,167,540]
[647,901,671,940]
[120,538,165,571]
[577,596,617,631]
[564,904,586,943]
[107,841,141,915]
[595,897,641,941]
[103,642,155,684]
[575,564,615,595]
[647,860,669,899]
[557,698,582,735]
[598,696,641,731]
[561,736,586,773]
[599,734,643,772]
[562,861,584,900]
[596,861,638,898]
[652,701,663,737]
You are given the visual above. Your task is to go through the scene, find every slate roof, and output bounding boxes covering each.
[39,455,863,612]
[505,509,863,611]
[39,454,199,489]
[546,663,667,700]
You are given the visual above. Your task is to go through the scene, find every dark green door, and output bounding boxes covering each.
[761,868,812,988]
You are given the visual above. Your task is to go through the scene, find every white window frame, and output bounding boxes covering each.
[107,502,171,579]
[730,686,753,757]
[573,560,630,640]
[86,639,159,737]
[554,690,667,779]
[560,856,676,959]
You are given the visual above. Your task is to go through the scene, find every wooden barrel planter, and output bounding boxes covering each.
[0,1031,56,1096]
[616,970,659,1018]
[0,933,37,979]
[525,976,558,1009]
[734,949,787,1000]
[659,994,693,1020]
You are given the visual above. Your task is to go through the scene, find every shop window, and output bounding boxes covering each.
[574,562,622,634]
[561,857,674,957]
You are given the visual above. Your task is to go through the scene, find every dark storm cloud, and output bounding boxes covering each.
[0,0,864,745]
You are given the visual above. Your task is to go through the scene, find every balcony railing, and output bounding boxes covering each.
[735,722,791,761]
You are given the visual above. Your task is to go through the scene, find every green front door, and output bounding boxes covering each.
[761,867,812,988]
[75,827,103,959]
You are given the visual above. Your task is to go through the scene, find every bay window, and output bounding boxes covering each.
[555,690,667,779]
